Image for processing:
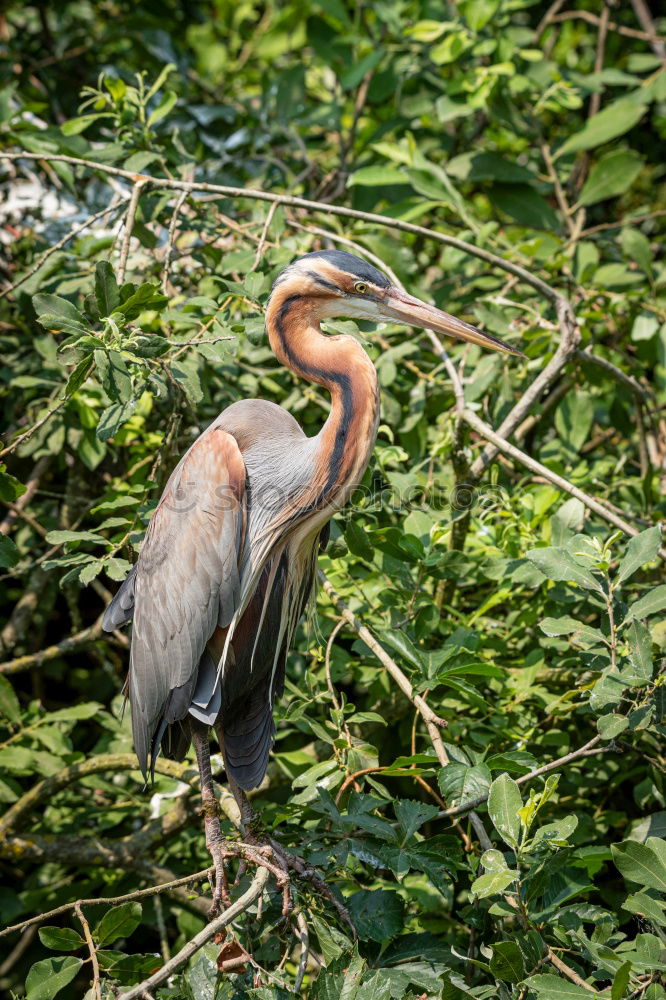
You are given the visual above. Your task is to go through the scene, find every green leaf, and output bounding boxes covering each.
[530,814,578,850]
[94,261,121,317]
[147,89,177,127]
[44,530,107,544]
[0,674,21,724]
[628,585,666,620]
[340,49,384,91]
[348,889,404,942]
[526,547,604,593]
[490,941,525,984]
[348,165,407,187]
[617,527,661,584]
[611,960,633,1000]
[612,840,666,891]
[25,956,83,999]
[578,150,643,206]
[94,901,142,946]
[488,773,522,847]
[33,293,84,322]
[554,393,594,451]
[394,800,440,843]
[623,891,666,928]
[117,282,168,320]
[557,96,649,156]
[0,467,27,502]
[96,398,139,441]
[65,356,94,396]
[598,714,629,739]
[621,227,654,281]
[95,349,132,403]
[438,762,491,807]
[539,617,605,646]
[490,184,559,230]
[38,926,85,951]
[625,619,653,682]
[527,975,595,1000]
[471,868,518,899]
[0,534,20,569]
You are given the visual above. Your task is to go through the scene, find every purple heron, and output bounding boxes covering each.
[103,249,520,913]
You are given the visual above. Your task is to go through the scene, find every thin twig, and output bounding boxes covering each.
[117,178,150,284]
[0,868,212,939]
[0,198,128,301]
[250,201,278,271]
[576,349,651,403]
[0,456,50,536]
[0,616,105,675]
[547,946,596,992]
[439,736,609,819]
[117,868,269,1000]
[630,0,666,58]
[0,752,196,837]
[161,188,189,293]
[0,397,67,460]
[548,9,665,44]
[74,902,101,1000]
[321,573,493,850]
[321,575,448,755]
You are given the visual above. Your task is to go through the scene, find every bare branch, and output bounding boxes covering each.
[0,151,565,304]
[461,408,663,551]
[321,573,493,850]
[0,396,67,461]
[0,752,196,836]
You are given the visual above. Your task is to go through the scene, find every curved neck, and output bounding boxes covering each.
[265,292,380,513]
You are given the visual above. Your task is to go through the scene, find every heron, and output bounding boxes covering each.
[103,248,520,914]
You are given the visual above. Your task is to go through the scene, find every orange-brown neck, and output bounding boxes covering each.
[265,290,379,513]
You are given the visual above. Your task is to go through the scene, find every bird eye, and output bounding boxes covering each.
[354,281,368,294]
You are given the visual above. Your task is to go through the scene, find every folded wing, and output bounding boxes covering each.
[106,425,246,777]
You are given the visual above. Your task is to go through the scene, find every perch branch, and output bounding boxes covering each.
[117,868,269,1000]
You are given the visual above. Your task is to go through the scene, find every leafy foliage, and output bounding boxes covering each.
[0,0,665,998]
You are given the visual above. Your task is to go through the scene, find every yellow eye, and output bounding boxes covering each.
[354,281,368,294]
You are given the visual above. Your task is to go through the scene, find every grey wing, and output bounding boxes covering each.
[125,425,246,777]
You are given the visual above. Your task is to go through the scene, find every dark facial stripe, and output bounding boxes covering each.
[305,270,343,294]
[272,295,353,516]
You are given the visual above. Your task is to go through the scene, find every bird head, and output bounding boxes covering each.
[271,249,523,357]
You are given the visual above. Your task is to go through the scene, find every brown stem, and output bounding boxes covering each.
[74,902,101,1000]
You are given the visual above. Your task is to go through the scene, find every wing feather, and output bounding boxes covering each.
[126,426,246,777]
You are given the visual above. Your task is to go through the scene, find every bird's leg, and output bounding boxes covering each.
[227,772,259,836]
[192,722,231,917]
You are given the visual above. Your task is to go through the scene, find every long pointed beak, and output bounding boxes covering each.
[379,289,524,357]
